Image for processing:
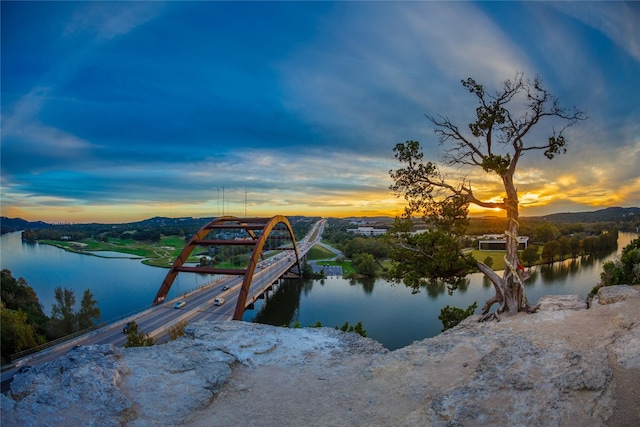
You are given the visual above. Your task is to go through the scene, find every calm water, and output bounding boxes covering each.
[243,231,638,350]
[0,232,215,322]
[1,231,637,350]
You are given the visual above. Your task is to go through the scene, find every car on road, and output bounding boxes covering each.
[174,300,186,309]
[222,285,229,291]
[214,298,225,306]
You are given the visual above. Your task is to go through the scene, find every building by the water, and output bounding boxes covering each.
[478,234,529,250]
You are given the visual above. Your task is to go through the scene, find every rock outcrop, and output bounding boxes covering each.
[2,285,639,426]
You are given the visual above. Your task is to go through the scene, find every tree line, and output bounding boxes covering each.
[21,227,162,244]
[19,216,319,245]
[519,227,619,266]
[321,218,623,278]
[1,269,101,364]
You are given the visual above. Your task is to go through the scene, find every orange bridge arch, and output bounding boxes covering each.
[152,215,301,320]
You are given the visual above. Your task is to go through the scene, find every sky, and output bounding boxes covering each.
[1,1,639,224]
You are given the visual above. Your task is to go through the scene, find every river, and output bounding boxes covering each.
[0,231,215,323]
[242,231,638,350]
[1,231,637,350]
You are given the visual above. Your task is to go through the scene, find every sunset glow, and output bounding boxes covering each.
[1,2,638,224]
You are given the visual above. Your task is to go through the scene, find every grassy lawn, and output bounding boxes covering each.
[307,245,336,260]
[470,250,507,270]
[41,234,310,269]
[307,244,360,275]
[46,237,532,275]
[469,248,543,271]
[39,236,201,268]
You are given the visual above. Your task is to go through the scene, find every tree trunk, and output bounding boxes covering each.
[476,174,529,316]
[500,174,530,315]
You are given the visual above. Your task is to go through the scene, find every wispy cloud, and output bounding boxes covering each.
[551,2,640,62]
[64,2,164,42]
[1,2,638,223]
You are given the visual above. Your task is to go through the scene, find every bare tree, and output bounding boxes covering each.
[390,73,586,318]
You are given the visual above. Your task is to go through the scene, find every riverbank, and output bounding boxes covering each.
[36,237,195,267]
[3,285,639,426]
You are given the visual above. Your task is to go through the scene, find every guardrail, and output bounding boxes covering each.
[3,221,322,369]
[3,276,227,367]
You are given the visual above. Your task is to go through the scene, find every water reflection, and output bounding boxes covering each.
[249,278,305,326]
[246,232,637,349]
[415,277,471,298]
[525,270,538,287]
[348,278,376,294]
[1,230,636,351]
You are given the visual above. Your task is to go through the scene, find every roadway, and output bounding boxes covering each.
[2,219,325,391]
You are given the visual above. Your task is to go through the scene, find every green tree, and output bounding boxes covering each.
[558,237,571,260]
[124,322,154,347]
[533,223,560,244]
[352,253,377,276]
[77,289,101,330]
[50,287,77,336]
[569,237,581,258]
[343,237,389,260]
[1,304,42,364]
[0,270,49,361]
[582,236,599,255]
[388,223,477,290]
[337,321,367,337]
[521,245,540,266]
[438,302,478,332]
[301,260,326,280]
[541,240,560,263]
[0,269,49,332]
[390,73,585,317]
[599,238,640,287]
[483,256,494,269]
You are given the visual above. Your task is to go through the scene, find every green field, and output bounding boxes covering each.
[45,237,530,274]
[469,247,543,271]
[306,245,336,261]
[41,236,199,267]
[42,236,321,269]
[470,250,506,271]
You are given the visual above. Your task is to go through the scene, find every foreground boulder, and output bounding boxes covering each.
[2,285,639,426]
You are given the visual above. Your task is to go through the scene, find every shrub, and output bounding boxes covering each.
[438,302,477,332]
[167,320,189,341]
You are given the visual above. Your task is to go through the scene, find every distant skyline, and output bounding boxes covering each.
[2,2,639,223]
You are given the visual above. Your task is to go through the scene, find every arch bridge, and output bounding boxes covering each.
[153,215,302,320]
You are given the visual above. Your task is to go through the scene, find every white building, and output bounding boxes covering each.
[346,226,387,236]
[478,234,529,251]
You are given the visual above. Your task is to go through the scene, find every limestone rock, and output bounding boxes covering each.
[597,284,640,304]
[2,286,639,427]
[537,294,587,311]
[2,344,130,427]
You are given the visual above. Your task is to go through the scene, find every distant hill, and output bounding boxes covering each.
[2,207,638,235]
[127,216,216,228]
[0,217,51,234]
[535,207,640,223]
[340,216,396,225]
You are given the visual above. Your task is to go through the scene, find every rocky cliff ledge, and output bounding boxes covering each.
[2,285,639,427]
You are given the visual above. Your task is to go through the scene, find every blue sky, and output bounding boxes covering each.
[1,1,639,223]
